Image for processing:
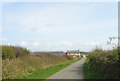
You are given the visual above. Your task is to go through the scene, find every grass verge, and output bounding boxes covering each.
[17,58,81,79]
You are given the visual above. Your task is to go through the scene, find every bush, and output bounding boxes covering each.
[2,45,30,59]
[2,46,16,59]
[84,47,119,79]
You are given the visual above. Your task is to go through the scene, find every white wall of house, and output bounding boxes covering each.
[83,55,86,57]
[67,53,81,57]
[75,53,81,57]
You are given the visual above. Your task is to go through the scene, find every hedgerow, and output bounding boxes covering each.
[84,47,119,79]
[2,45,30,59]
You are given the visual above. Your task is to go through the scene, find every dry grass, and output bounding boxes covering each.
[2,54,69,79]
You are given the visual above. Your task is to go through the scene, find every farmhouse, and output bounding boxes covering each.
[66,50,81,57]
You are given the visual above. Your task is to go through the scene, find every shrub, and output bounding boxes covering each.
[84,47,119,79]
[2,46,16,59]
[2,45,30,59]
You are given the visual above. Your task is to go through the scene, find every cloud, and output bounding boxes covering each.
[33,42,39,46]
[9,7,79,32]
[83,42,101,46]
[59,41,73,50]
[28,41,74,51]
[6,4,117,35]
[0,37,7,42]
[20,41,28,47]
[0,27,2,33]
[2,2,117,51]
[0,37,11,45]
[60,41,72,46]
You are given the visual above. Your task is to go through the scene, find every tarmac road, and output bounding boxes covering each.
[47,57,86,79]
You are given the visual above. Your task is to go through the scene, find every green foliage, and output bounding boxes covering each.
[84,47,119,79]
[2,45,30,59]
[2,46,16,59]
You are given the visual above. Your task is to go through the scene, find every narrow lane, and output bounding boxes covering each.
[48,57,86,79]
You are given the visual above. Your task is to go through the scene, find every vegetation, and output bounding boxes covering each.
[2,45,81,79]
[17,58,81,79]
[2,54,70,79]
[83,47,119,79]
[2,45,30,59]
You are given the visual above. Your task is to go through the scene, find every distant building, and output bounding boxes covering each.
[66,50,81,57]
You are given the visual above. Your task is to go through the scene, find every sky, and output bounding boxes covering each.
[1,2,118,52]
[1,0,119,2]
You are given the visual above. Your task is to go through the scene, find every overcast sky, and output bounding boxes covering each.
[1,2,118,52]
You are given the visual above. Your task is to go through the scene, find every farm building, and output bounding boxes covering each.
[66,50,81,57]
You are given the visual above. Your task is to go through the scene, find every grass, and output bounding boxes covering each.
[17,58,81,79]
[2,54,70,79]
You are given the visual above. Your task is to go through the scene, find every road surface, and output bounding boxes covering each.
[47,57,86,79]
